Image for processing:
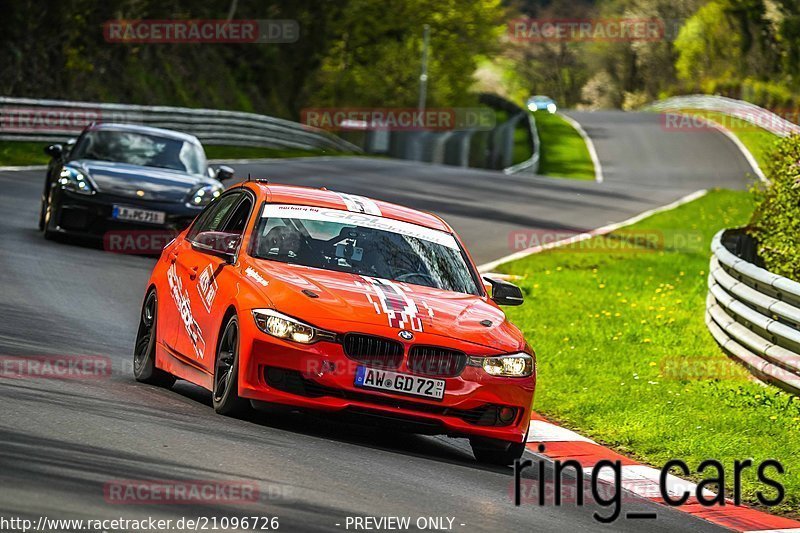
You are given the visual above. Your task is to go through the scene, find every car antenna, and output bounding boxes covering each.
[247,173,251,182]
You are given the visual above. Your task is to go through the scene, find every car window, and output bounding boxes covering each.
[251,203,480,295]
[70,130,206,174]
[222,197,253,234]
[187,193,242,241]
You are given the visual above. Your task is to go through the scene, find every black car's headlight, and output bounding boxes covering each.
[58,167,95,195]
[252,309,337,344]
[187,183,223,208]
[468,353,534,377]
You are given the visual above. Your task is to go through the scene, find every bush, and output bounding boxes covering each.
[748,135,800,281]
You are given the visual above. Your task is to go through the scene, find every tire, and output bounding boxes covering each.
[212,314,250,416]
[38,196,46,231]
[133,290,176,388]
[41,193,58,241]
[470,434,528,466]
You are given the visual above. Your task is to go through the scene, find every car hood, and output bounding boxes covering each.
[244,260,526,353]
[72,160,214,202]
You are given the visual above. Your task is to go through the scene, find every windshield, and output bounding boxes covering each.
[252,204,480,295]
[71,130,206,174]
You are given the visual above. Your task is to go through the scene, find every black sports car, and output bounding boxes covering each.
[40,123,233,244]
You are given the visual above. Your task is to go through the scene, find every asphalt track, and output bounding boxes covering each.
[0,111,755,532]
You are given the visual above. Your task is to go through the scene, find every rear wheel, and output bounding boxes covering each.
[133,290,175,387]
[212,314,250,416]
[470,434,528,466]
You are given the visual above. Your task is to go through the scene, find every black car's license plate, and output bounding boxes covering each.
[112,205,166,225]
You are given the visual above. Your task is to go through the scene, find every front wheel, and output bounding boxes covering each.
[133,290,176,387]
[470,434,528,466]
[41,194,57,240]
[212,314,250,416]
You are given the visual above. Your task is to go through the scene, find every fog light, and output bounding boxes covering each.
[498,407,516,423]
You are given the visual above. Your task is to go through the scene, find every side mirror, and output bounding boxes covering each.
[216,165,235,181]
[191,231,241,262]
[44,144,63,159]
[484,277,524,306]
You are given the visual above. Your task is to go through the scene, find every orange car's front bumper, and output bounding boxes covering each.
[238,332,535,444]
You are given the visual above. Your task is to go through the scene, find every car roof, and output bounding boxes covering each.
[240,182,452,233]
[87,123,202,145]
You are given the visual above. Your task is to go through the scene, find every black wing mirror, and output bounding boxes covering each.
[191,231,241,262]
[484,277,524,306]
[216,165,235,181]
[44,144,63,159]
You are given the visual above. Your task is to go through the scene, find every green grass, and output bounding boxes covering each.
[673,109,781,171]
[498,189,800,516]
[0,141,350,166]
[0,141,51,166]
[534,111,596,180]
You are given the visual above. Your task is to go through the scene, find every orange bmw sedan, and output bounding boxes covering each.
[134,181,535,464]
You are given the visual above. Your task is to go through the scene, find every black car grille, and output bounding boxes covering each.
[342,334,404,369]
[408,346,467,377]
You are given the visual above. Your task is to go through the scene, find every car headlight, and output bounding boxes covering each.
[470,353,534,377]
[187,183,223,208]
[252,309,336,344]
[58,166,95,195]
[546,103,557,114]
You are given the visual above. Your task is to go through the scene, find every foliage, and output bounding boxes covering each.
[748,135,800,281]
[0,0,503,117]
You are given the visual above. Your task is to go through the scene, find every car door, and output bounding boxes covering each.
[171,191,255,374]
[191,194,254,375]
[167,191,243,365]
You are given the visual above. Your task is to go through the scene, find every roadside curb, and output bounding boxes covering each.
[559,112,604,183]
[524,415,800,532]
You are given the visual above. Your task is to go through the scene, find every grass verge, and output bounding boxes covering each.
[204,145,350,160]
[498,189,800,516]
[534,111,595,180]
[0,141,50,166]
[0,141,350,167]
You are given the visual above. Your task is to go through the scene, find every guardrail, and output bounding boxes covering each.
[479,93,540,175]
[503,112,540,175]
[648,94,800,138]
[706,229,800,394]
[0,96,361,153]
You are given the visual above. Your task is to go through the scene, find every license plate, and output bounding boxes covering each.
[354,366,445,400]
[112,205,166,225]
